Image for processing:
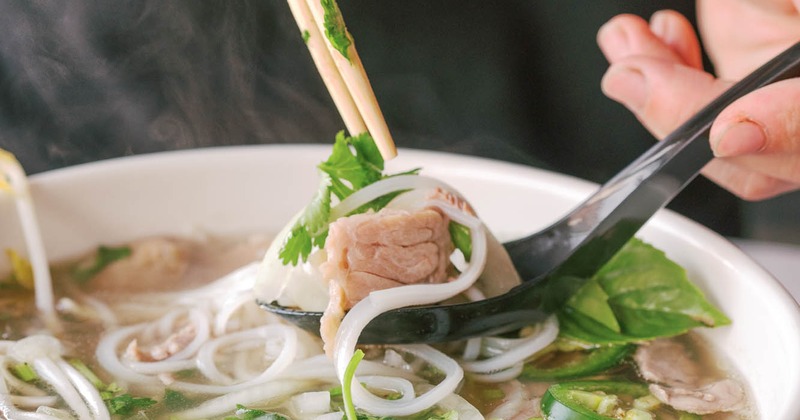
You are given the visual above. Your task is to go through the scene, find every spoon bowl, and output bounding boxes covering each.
[258,41,800,344]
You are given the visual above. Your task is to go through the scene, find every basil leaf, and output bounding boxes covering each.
[559,238,730,344]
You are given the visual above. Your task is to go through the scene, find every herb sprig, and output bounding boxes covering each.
[279,131,386,265]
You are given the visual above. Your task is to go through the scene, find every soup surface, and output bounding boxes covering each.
[0,235,755,419]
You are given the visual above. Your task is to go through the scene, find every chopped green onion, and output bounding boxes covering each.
[11,362,38,382]
[69,359,105,389]
[342,349,365,420]
[105,393,157,415]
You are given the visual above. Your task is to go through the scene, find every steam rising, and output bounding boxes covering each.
[0,0,340,173]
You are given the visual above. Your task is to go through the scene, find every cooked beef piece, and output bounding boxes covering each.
[322,208,452,309]
[634,338,701,386]
[320,207,453,352]
[649,378,746,415]
[635,337,746,415]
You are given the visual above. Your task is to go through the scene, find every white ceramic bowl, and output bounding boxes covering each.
[2,145,799,418]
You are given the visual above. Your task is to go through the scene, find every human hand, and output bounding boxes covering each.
[597,1,800,200]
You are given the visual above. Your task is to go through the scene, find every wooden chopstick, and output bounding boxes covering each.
[287,0,397,160]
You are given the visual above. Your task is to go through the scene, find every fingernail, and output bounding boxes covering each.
[712,120,767,157]
[649,10,671,40]
[598,21,630,55]
[601,65,646,111]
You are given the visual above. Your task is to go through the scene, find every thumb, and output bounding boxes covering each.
[710,79,800,157]
[601,56,732,139]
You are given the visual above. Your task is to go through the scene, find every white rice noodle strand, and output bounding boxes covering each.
[8,395,59,409]
[170,324,298,394]
[96,324,159,385]
[461,315,559,377]
[332,199,488,416]
[174,379,314,420]
[466,362,524,383]
[330,175,460,220]
[58,359,110,420]
[31,358,92,420]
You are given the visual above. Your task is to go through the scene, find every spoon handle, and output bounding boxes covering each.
[546,41,800,280]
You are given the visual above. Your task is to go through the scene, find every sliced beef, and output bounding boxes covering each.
[649,379,746,415]
[634,337,746,415]
[322,208,452,309]
[124,324,196,362]
[487,380,542,420]
[634,338,701,386]
[320,207,453,351]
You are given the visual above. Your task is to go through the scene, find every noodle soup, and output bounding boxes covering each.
[1,146,799,419]
[0,235,753,419]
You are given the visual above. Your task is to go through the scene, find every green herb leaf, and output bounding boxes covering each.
[320,0,352,61]
[106,394,157,415]
[319,131,383,194]
[279,131,391,265]
[559,238,731,344]
[163,389,194,411]
[72,245,132,282]
[302,29,311,44]
[565,277,619,333]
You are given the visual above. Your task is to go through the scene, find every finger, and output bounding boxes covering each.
[597,14,686,65]
[702,158,799,200]
[601,56,731,138]
[648,9,703,70]
[710,79,800,157]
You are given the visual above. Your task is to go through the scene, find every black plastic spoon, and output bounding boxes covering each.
[259,41,800,344]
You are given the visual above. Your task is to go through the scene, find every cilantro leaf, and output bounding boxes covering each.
[278,131,390,265]
[319,131,383,194]
[163,389,194,411]
[320,0,352,61]
[278,175,330,265]
[349,132,384,172]
[106,394,157,415]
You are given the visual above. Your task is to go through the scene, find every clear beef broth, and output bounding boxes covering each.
[1,235,756,419]
[458,332,752,419]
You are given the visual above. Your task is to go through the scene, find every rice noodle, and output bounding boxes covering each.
[332,197,489,416]
[8,396,59,409]
[30,358,92,419]
[329,175,461,220]
[461,316,559,376]
[0,355,59,420]
[173,379,315,419]
[58,359,110,420]
[96,324,160,385]
[174,324,298,394]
